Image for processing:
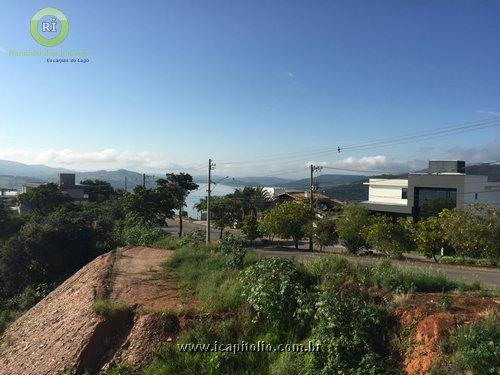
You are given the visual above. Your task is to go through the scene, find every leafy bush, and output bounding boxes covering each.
[336,203,371,254]
[364,216,412,258]
[179,229,206,247]
[439,206,499,259]
[370,260,458,293]
[412,216,452,262]
[307,282,397,374]
[219,234,247,269]
[241,257,314,332]
[0,206,114,300]
[113,223,163,246]
[258,201,311,249]
[443,312,499,374]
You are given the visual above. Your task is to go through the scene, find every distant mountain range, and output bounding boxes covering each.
[1,159,499,200]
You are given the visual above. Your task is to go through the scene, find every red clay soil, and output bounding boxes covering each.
[0,246,190,375]
[394,293,499,375]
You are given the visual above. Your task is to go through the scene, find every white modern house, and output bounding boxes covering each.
[361,161,500,220]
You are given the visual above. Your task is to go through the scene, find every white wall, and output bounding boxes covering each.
[366,179,408,205]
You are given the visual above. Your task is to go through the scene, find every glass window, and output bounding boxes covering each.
[402,188,408,199]
[415,188,456,219]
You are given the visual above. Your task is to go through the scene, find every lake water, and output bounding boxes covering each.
[185,184,241,219]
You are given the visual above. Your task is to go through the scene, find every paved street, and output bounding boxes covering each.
[165,218,500,289]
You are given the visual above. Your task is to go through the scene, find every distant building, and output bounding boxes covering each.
[57,173,88,200]
[361,161,500,220]
[19,174,89,212]
[0,189,19,212]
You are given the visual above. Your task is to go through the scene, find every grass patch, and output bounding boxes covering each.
[91,299,129,318]
[153,234,181,250]
[440,255,497,267]
[370,260,463,293]
[438,311,499,374]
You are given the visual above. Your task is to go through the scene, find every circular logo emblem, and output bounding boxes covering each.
[30,7,69,47]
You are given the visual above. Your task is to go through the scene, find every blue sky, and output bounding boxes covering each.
[0,0,499,176]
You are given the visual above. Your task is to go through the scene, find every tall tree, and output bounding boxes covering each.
[80,179,116,202]
[157,173,198,237]
[232,186,272,218]
[123,186,175,227]
[17,183,69,213]
[258,201,310,249]
[194,196,240,239]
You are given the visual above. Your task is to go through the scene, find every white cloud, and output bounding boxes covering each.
[475,110,500,116]
[445,138,500,162]
[285,71,296,78]
[330,155,426,174]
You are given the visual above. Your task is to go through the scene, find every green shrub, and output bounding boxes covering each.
[370,260,457,293]
[307,282,398,374]
[363,216,412,258]
[179,229,206,247]
[444,312,499,374]
[258,201,311,249]
[242,215,260,243]
[439,206,499,259]
[241,257,314,333]
[219,234,247,269]
[413,216,452,262]
[313,218,338,250]
[336,203,371,254]
[113,223,163,246]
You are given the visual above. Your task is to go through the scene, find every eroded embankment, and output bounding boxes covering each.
[0,247,185,375]
[394,293,499,375]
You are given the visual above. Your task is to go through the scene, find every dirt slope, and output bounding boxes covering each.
[395,293,499,375]
[0,246,184,375]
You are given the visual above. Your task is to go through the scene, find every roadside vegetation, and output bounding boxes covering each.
[135,234,494,375]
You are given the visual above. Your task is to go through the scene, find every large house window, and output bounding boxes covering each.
[413,187,457,220]
[401,188,408,199]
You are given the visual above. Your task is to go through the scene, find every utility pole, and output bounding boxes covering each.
[206,159,215,244]
[309,164,322,251]
[142,173,146,188]
[309,164,314,251]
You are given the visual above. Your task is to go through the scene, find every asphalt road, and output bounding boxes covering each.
[165,218,500,289]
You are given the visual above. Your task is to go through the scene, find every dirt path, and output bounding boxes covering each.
[0,246,186,375]
[109,247,181,312]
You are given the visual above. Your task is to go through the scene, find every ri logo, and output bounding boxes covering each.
[30,7,69,47]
